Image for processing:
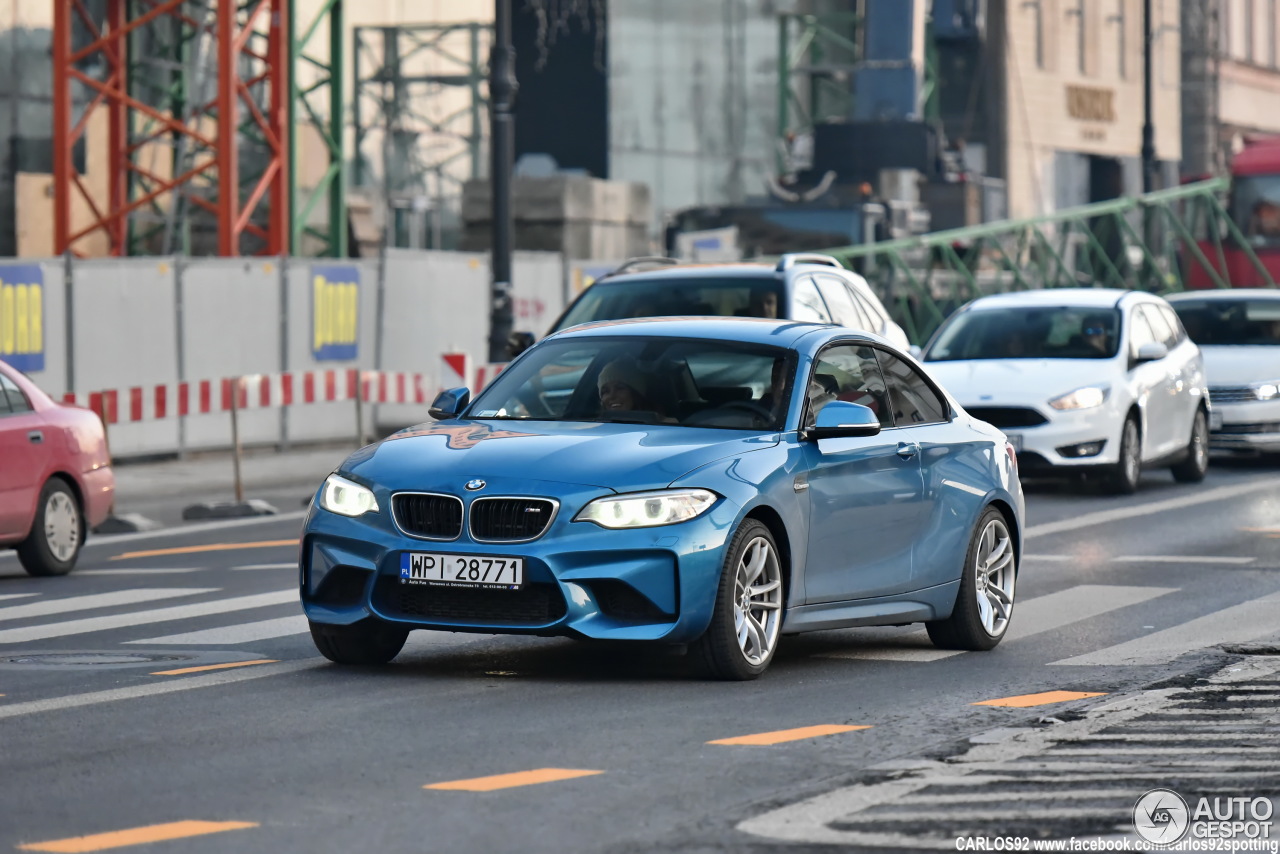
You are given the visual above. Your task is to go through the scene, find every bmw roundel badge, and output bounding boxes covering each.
[465,479,486,491]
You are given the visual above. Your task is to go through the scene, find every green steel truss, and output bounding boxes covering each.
[813,179,1279,345]
[290,0,346,257]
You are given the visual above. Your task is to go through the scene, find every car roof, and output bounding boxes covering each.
[966,288,1137,311]
[545,315,852,349]
[1165,289,1280,302]
[595,262,780,285]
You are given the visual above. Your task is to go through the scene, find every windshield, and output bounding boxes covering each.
[1170,298,1280,346]
[1232,175,1280,247]
[552,277,784,332]
[925,306,1122,361]
[468,336,795,430]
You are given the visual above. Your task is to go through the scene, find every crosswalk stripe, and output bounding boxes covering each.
[819,585,1177,662]
[77,569,206,576]
[1112,555,1256,565]
[128,615,309,645]
[0,594,38,602]
[0,589,298,644]
[1050,591,1280,666]
[0,589,216,622]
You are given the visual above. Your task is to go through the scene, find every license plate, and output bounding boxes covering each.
[1210,410,1223,431]
[1005,432,1023,452]
[399,552,524,590]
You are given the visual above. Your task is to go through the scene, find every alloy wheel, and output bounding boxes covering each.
[972,517,1015,638]
[732,536,783,665]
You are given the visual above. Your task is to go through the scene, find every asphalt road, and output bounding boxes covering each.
[1,458,1278,854]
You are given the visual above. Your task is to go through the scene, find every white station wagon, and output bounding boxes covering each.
[1166,289,1280,455]
[920,289,1210,494]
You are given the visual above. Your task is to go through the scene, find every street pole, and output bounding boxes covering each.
[1141,0,1156,194]
[1140,0,1157,287]
[488,0,518,363]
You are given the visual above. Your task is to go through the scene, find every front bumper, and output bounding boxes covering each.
[984,408,1119,471]
[1209,400,1280,453]
[299,496,739,645]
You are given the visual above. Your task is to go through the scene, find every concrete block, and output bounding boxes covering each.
[182,499,280,520]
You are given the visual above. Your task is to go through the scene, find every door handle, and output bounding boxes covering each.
[896,441,919,459]
[28,430,44,444]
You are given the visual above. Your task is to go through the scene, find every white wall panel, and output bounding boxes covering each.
[70,258,181,457]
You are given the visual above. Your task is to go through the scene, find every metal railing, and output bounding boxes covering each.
[814,178,1278,344]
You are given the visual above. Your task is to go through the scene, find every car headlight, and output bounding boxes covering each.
[319,474,379,517]
[575,489,717,529]
[1048,386,1110,411]
[1252,380,1280,401]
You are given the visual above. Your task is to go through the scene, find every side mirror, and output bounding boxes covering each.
[806,401,882,440]
[1134,341,1169,363]
[507,331,536,359]
[429,387,470,420]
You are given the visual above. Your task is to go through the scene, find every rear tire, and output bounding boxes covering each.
[1106,416,1142,495]
[927,507,1016,651]
[1171,408,1210,483]
[17,478,84,577]
[310,619,408,665]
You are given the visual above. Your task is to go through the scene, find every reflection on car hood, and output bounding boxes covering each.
[343,419,776,492]
[923,358,1117,406]
[1199,346,1280,387]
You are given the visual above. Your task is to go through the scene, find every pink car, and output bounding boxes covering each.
[0,359,115,575]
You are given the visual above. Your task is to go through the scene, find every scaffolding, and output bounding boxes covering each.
[352,22,491,249]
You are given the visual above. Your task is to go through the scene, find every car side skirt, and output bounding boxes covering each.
[779,579,961,633]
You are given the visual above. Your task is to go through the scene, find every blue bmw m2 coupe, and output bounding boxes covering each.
[300,317,1024,679]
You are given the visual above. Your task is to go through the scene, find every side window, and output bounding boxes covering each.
[813,276,869,329]
[1141,304,1177,350]
[1128,307,1158,355]
[805,344,892,430]
[792,277,833,324]
[874,349,949,426]
[0,374,29,415]
[1158,304,1187,345]
[849,281,889,326]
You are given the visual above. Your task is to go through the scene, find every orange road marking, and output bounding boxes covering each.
[151,660,278,676]
[972,690,1107,708]
[18,820,258,852]
[425,768,603,792]
[708,724,871,746]
[110,540,298,561]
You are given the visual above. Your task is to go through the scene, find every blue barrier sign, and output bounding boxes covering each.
[312,265,360,361]
[0,264,45,373]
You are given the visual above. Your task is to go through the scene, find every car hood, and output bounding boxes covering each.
[923,358,1117,406]
[1199,346,1280,386]
[342,419,776,492]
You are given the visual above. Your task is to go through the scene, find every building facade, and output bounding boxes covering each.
[1182,0,1280,177]
[988,0,1183,220]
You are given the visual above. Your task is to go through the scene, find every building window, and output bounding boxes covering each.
[1024,0,1047,69]
[1110,0,1126,78]
[1246,0,1256,62]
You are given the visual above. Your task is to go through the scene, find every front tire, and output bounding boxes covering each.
[927,507,1016,651]
[1171,408,1209,483]
[310,619,409,665]
[1106,416,1142,495]
[17,478,84,577]
[691,520,784,680]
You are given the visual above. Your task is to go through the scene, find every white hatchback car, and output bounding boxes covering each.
[921,289,1210,493]
[1166,289,1280,454]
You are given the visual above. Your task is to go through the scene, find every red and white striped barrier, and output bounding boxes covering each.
[62,369,431,425]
